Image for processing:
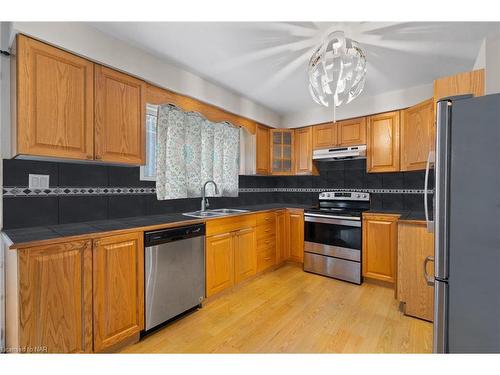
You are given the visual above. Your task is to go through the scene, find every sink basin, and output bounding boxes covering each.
[182,208,249,218]
[210,208,249,214]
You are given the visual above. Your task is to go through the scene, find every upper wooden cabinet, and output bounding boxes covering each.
[18,240,93,353]
[294,127,316,175]
[362,213,399,284]
[401,99,434,171]
[15,34,95,160]
[366,111,401,173]
[271,129,294,175]
[398,222,435,322]
[95,66,146,164]
[256,124,271,175]
[433,69,484,105]
[337,117,366,146]
[93,232,144,352]
[312,122,337,149]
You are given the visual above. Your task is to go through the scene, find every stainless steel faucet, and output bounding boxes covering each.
[201,180,219,211]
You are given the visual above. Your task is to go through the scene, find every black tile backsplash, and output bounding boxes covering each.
[2,158,430,229]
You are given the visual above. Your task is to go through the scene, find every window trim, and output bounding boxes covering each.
[140,104,159,181]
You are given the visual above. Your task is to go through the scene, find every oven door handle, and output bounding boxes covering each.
[304,215,361,227]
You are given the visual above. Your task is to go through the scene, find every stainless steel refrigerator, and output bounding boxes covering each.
[426,93,500,353]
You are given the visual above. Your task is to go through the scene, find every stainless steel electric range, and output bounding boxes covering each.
[303,191,370,284]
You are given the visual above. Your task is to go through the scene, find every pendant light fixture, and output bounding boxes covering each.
[308,31,367,122]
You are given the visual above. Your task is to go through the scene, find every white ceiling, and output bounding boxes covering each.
[90,22,499,115]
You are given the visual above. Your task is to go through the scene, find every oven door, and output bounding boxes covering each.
[304,214,361,262]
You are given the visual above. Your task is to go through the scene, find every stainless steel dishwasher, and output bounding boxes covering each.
[144,223,205,332]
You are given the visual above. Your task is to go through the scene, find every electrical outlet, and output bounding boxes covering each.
[28,174,50,190]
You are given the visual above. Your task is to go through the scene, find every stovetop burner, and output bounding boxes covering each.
[305,191,371,218]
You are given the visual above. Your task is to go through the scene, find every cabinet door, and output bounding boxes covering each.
[16,35,94,160]
[206,233,234,297]
[95,66,146,164]
[401,99,434,171]
[93,232,144,352]
[398,223,434,321]
[276,211,286,264]
[271,129,294,175]
[433,69,484,106]
[234,227,257,283]
[362,214,399,283]
[256,125,270,175]
[367,111,400,173]
[312,123,337,149]
[337,117,366,146]
[294,127,315,175]
[287,210,304,263]
[18,240,92,353]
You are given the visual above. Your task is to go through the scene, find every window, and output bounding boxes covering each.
[140,104,158,181]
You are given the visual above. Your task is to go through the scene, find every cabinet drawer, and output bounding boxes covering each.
[257,223,276,239]
[206,214,257,236]
[256,212,277,226]
[257,236,276,250]
[257,245,276,272]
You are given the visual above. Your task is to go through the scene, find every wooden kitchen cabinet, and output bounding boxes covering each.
[366,111,401,173]
[93,232,144,352]
[271,129,294,175]
[287,209,304,263]
[312,122,337,149]
[256,125,271,175]
[433,69,484,106]
[206,233,235,297]
[401,98,434,171]
[234,227,257,283]
[337,117,366,146]
[362,213,399,284]
[398,222,435,321]
[294,127,317,175]
[276,210,287,265]
[18,240,93,353]
[15,34,95,160]
[95,66,146,164]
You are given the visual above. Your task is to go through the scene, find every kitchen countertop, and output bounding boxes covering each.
[364,209,427,222]
[2,203,310,249]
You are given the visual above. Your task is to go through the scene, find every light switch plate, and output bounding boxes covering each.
[28,174,50,189]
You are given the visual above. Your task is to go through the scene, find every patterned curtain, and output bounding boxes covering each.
[156,104,240,200]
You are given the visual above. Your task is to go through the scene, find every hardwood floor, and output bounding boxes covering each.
[122,264,432,353]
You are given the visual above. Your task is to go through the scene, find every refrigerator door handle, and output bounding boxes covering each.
[424,150,435,233]
[423,255,435,286]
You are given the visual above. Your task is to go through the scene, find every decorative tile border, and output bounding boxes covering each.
[2,186,433,197]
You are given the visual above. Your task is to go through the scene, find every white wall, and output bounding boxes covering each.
[8,22,281,129]
[282,83,433,127]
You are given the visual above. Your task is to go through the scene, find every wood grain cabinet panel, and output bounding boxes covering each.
[398,222,434,321]
[337,117,366,146]
[276,211,286,265]
[234,227,257,283]
[287,209,304,263]
[95,66,146,165]
[433,69,484,106]
[401,99,434,171]
[92,232,144,352]
[312,123,337,149]
[256,125,271,175]
[362,214,399,284]
[206,233,235,297]
[367,111,401,173]
[18,240,92,353]
[271,129,294,175]
[16,34,94,160]
[294,127,316,175]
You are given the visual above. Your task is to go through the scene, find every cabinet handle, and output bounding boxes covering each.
[95,154,102,160]
[86,155,93,160]
[423,256,435,286]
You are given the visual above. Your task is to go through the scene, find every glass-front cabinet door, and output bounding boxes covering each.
[271,129,294,175]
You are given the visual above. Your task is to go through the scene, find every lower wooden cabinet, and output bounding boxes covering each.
[362,213,399,284]
[398,222,434,321]
[276,210,286,264]
[18,240,93,353]
[92,232,144,352]
[234,227,257,283]
[287,209,304,263]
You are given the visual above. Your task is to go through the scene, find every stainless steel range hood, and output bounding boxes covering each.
[313,145,367,161]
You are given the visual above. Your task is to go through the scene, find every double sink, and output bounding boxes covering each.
[182,208,249,218]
